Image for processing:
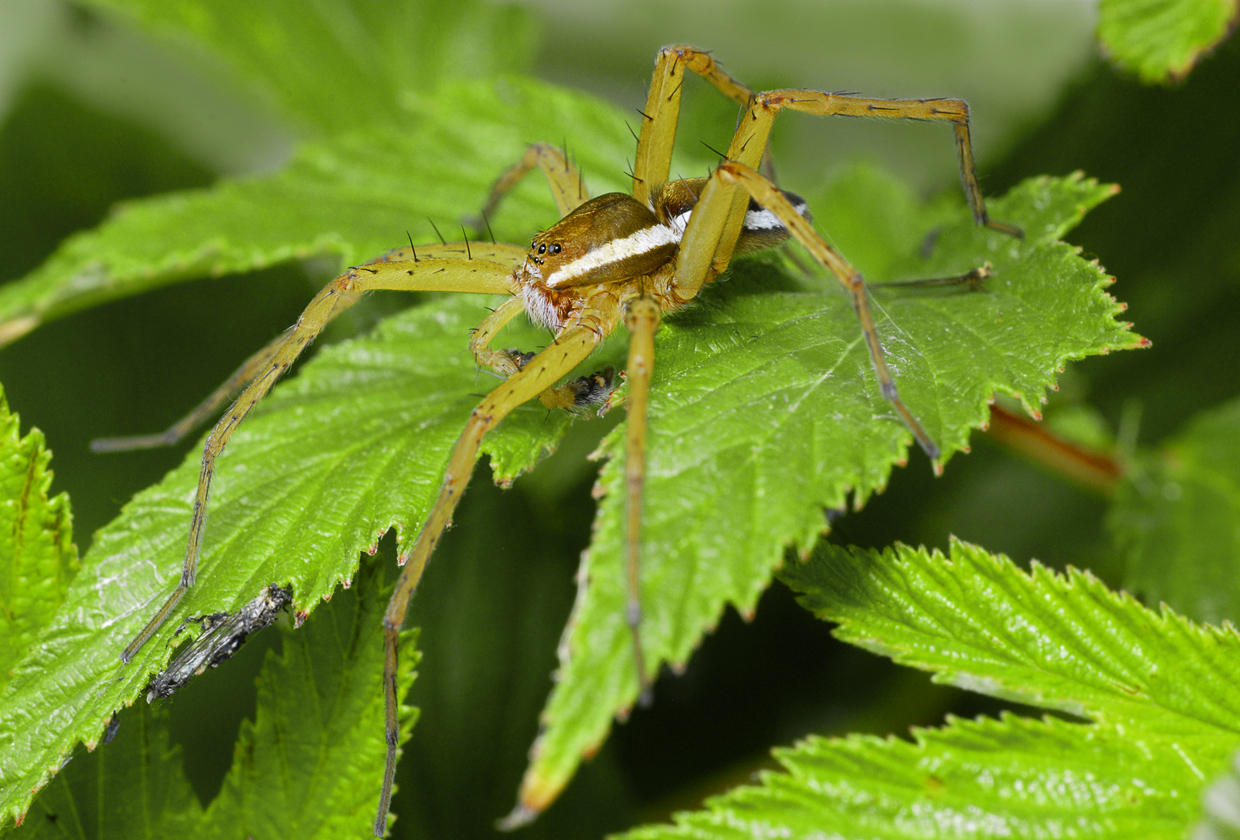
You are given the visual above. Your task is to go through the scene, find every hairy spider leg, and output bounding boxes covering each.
[632,46,758,205]
[469,142,592,226]
[91,329,291,452]
[870,264,992,291]
[469,297,528,376]
[118,257,517,664]
[620,296,660,702]
[369,241,531,266]
[375,293,623,836]
[709,161,941,459]
[634,45,1021,245]
[722,85,1022,237]
[92,243,529,456]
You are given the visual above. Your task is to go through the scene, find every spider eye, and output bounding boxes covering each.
[538,243,546,254]
[550,243,562,255]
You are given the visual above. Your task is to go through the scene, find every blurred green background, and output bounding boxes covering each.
[3,0,1238,837]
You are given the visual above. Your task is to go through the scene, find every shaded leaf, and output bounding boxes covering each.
[0,384,78,690]
[1111,396,1240,625]
[14,703,202,840]
[85,0,535,133]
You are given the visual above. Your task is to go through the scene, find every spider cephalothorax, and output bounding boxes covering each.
[518,186,810,334]
[99,45,1018,835]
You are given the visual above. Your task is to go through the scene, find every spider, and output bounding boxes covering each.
[98,46,1018,835]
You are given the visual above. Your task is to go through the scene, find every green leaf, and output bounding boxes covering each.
[1098,0,1239,84]
[0,78,633,346]
[619,537,1240,840]
[1111,396,1240,625]
[621,715,1194,840]
[84,0,535,133]
[0,383,78,690]
[6,556,415,839]
[514,172,1142,814]
[784,539,1240,741]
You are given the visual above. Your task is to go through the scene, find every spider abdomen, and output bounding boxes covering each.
[652,177,810,254]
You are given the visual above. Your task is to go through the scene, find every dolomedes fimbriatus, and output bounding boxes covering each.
[100,45,1018,834]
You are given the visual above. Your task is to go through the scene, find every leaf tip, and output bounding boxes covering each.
[497,802,540,832]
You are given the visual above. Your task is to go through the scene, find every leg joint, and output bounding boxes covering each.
[660,44,712,73]
[752,92,783,113]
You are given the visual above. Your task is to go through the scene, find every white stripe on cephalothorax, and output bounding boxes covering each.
[545,224,680,287]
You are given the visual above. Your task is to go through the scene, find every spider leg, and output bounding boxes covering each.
[469,296,528,377]
[119,258,517,665]
[466,296,613,411]
[91,329,289,452]
[366,241,530,269]
[686,161,943,460]
[724,88,1021,237]
[621,296,660,702]
[870,263,992,292]
[680,85,1022,299]
[466,143,592,231]
[633,45,759,205]
[375,294,622,836]
[93,245,526,454]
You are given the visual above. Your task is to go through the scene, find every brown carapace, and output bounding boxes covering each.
[96,46,1019,835]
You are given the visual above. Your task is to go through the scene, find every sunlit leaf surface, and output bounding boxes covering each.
[618,538,1238,839]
